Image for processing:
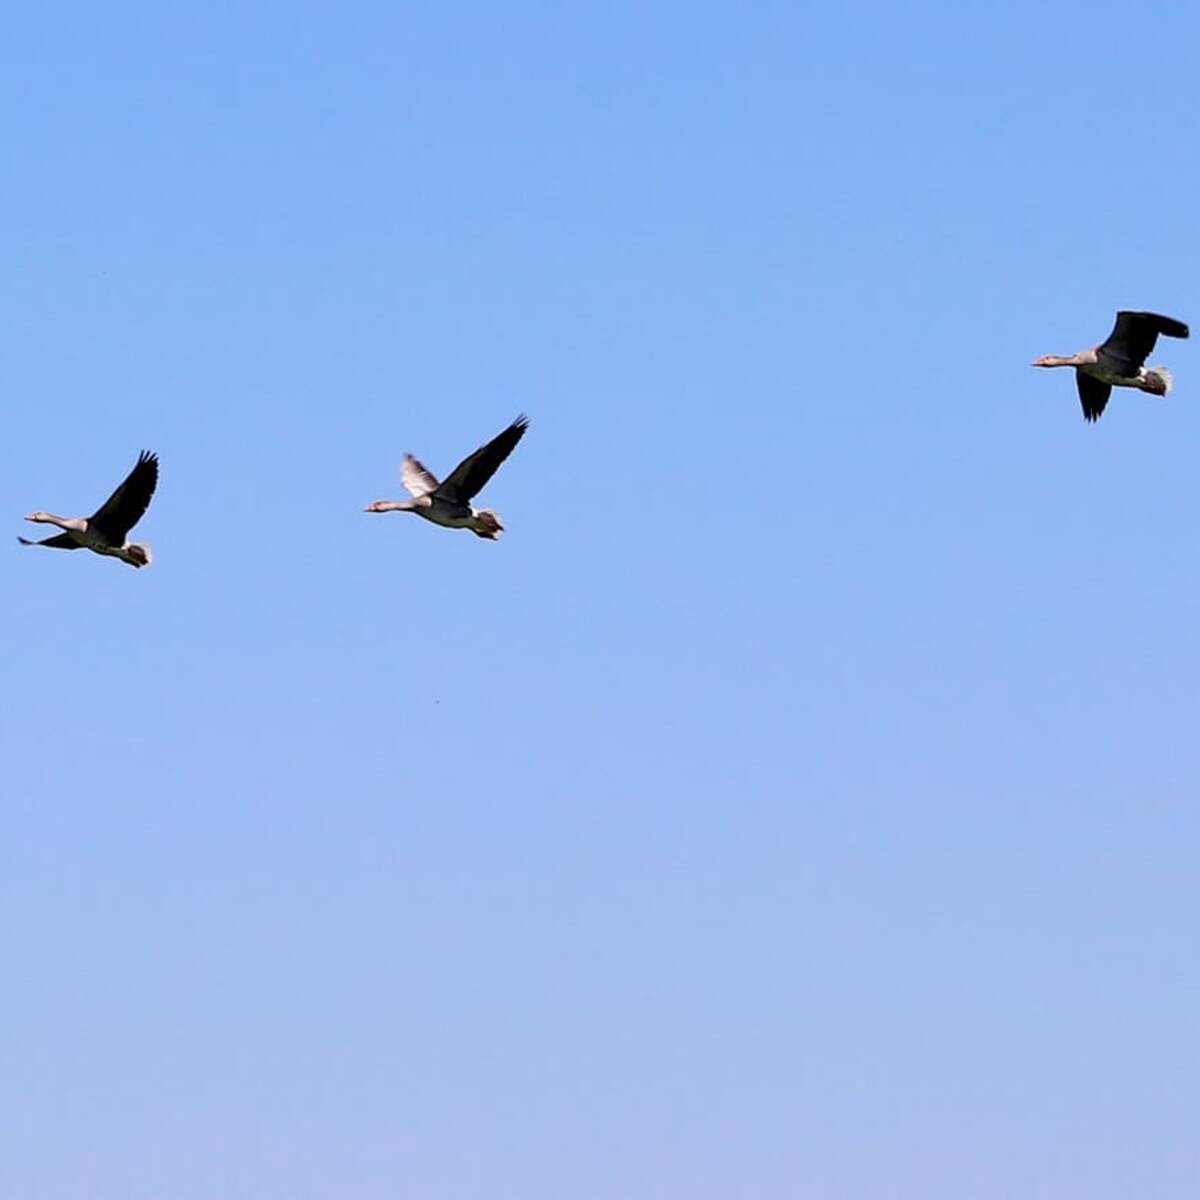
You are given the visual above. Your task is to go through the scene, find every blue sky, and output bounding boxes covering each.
[3,2,1198,1196]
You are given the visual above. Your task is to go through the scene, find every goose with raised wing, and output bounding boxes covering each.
[19,451,159,568]
[1033,310,1189,422]
[365,415,528,539]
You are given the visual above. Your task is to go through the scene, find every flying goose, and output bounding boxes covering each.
[19,450,159,568]
[364,415,528,539]
[1033,310,1190,422]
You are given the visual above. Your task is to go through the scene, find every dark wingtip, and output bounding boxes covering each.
[1121,311,1190,340]
[16,536,32,546]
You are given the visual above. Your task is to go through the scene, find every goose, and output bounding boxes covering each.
[364,415,528,539]
[1033,310,1189,422]
[19,450,159,568]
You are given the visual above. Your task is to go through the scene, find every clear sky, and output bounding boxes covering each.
[3,1,1198,1196]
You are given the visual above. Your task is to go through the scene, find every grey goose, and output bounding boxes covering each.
[365,416,528,539]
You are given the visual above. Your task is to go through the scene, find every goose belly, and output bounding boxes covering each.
[75,529,120,554]
[417,500,475,530]
[1080,364,1144,388]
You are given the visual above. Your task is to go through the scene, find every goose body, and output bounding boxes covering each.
[365,416,528,540]
[1033,310,1189,422]
[19,451,159,568]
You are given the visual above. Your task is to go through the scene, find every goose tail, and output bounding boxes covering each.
[1143,366,1173,396]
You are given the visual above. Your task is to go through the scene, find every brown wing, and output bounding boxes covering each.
[437,415,529,504]
[1076,371,1112,422]
[1098,311,1190,373]
[89,450,159,541]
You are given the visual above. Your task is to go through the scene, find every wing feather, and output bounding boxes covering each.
[437,415,529,504]
[89,450,159,541]
[1099,311,1190,373]
[1076,371,1112,422]
[18,533,82,549]
[401,455,439,498]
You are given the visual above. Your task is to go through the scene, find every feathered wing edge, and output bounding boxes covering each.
[401,455,439,498]
[438,415,529,504]
[89,450,159,541]
[1076,370,1112,422]
[1104,312,1190,370]
[1138,313,1189,341]
[17,533,81,550]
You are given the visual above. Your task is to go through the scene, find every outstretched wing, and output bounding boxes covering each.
[89,451,158,542]
[1076,370,1112,422]
[401,455,439,498]
[437,415,529,504]
[18,533,82,549]
[1099,311,1190,373]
